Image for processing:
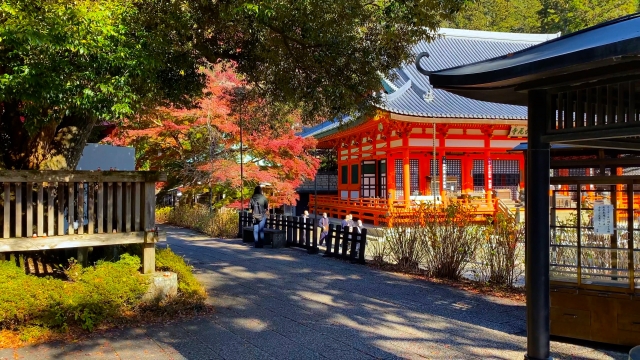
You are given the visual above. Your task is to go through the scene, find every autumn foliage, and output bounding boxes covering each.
[106,65,319,207]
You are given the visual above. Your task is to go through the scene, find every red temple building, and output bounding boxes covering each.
[299,28,559,224]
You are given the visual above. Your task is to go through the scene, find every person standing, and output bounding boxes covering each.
[301,210,310,244]
[250,186,269,248]
[341,215,349,228]
[355,219,365,256]
[319,213,329,246]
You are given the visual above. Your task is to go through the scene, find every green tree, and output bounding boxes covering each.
[0,0,466,170]
[446,0,542,33]
[539,0,638,34]
[447,0,638,34]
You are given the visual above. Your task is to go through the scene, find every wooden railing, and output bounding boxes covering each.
[309,194,498,225]
[238,211,368,263]
[0,171,166,273]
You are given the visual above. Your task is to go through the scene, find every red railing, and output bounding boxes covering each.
[309,193,499,225]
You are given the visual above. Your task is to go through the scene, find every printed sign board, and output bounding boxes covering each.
[593,202,614,235]
[442,156,447,194]
[508,125,528,138]
[487,158,493,190]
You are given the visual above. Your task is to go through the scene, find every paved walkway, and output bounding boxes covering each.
[0,226,629,359]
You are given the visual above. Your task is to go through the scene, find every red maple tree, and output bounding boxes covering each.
[106,65,319,207]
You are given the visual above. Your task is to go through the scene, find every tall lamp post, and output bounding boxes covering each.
[239,92,244,211]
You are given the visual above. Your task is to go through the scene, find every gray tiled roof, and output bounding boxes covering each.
[302,28,559,138]
[381,29,558,119]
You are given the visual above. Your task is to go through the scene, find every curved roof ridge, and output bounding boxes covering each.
[439,28,561,43]
[385,79,412,102]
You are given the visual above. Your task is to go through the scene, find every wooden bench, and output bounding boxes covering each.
[242,226,286,248]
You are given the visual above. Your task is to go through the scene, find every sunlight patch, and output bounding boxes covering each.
[232,318,268,332]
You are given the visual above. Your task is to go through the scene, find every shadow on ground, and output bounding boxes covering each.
[1,226,628,360]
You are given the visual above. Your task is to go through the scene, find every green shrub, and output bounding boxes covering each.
[156,247,206,303]
[476,213,524,287]
[383,202,481,280]
[167,205,238,238]
[421,202,481,280]
[0,255,147,332]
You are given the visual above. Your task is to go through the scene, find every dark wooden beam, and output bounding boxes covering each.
[550,175,640,185]
[551,157,640,168]
[553,140,640,151]
[542,124,640,143]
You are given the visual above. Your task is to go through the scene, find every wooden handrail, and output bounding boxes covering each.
[0,170,167,183]
[0,171,165,273]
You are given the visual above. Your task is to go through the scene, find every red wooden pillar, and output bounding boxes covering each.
[438,149,447,198]
[402,136,411,208]
[519,156,526,190]
[387,131,395,199]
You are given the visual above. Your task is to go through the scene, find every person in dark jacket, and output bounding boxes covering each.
[250,186,269,248]
[318,213,329,246]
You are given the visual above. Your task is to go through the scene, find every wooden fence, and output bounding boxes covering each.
[238,211,367,263]
[0,171,166,274]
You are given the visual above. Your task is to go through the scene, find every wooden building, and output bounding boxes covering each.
[429,13,640,356]
[301,28,559,224]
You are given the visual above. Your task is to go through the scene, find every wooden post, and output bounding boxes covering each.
[323,224,335,256]
[57,183,64,236]
[134,183,141,231]
[237,210,243,238]
[87,183,94,234]
[37,184,44,237]
[1,183,7,260]
[286,216,294,247]
[97,183,104,233]
[341,225,350,258]
[48,183,55,236]
[3,183,10,239]
[125,182,132,233]
[358,228,367,264]
[142,182,156,274]
[334,225,343,256]
[77,247,89,267]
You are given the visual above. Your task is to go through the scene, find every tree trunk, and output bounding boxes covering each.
[0,102,97,170]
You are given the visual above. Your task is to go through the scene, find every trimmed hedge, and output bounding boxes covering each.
[0,254,146,332]
[0,247,207,336]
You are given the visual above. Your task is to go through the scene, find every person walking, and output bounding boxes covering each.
[250,186,269,248]
[318,213,329,246]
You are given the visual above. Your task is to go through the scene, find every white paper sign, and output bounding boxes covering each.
[593,203,614,235]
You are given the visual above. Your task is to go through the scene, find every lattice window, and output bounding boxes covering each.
[473,159,485,189]
[361,161,376,198]
[429,159,440,176]
[445,159,462,191]
[395,159,403,199]
[493,160,520,199]
[341,165,348,184]
[410,159,419,195]
[569,168,587,176]
[378,160,387,198]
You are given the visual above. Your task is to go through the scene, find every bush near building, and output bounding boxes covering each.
[379,203,523,288]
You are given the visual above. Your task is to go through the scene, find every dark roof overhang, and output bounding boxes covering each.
[429,13,640,106]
